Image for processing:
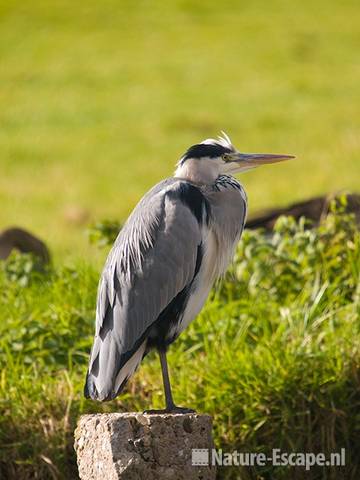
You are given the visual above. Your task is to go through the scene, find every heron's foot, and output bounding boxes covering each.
[167,405,196,414]
[143,408,168,415]
[143,405,196,415]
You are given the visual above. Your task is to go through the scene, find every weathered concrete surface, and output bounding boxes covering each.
[74,412,216,480]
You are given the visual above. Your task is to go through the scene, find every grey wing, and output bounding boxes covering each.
[85,180,205,401]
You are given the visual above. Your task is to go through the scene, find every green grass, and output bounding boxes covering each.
[1,208,359,479]
[1,0,360,258]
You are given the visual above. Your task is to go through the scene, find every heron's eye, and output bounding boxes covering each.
[222,154,230,162]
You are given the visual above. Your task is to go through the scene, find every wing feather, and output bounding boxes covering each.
[85,179,205,400]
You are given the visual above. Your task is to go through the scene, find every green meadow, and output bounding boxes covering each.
[1,0,360,257]
[1,0,360,479]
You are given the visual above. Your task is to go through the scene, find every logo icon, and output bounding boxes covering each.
[192,449,209,466]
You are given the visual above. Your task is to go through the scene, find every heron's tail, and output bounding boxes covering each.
[84,339,147,401]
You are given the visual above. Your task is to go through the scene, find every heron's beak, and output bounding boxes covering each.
[233,152,295,166]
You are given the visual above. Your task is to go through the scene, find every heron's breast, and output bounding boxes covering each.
[204,181,247,277]
[167,226,236,340]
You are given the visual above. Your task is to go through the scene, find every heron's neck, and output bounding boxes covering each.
[174,158,220,185]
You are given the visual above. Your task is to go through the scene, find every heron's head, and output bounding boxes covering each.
[174,132,294,184]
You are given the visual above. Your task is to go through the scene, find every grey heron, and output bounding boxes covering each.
[84,133,294,413]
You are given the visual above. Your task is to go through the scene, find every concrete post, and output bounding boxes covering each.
[74,412,216,480]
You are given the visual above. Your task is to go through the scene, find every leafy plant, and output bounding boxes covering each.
[1,252,50,287]
[86,220,122,248]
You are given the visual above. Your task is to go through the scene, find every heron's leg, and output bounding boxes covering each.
[143,348,196,414]
[159,348,175,409]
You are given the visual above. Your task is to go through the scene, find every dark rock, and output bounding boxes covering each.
[0,227,50,263]
[246,193,360,232]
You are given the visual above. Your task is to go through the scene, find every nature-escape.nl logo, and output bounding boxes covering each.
[192,448,346,471]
